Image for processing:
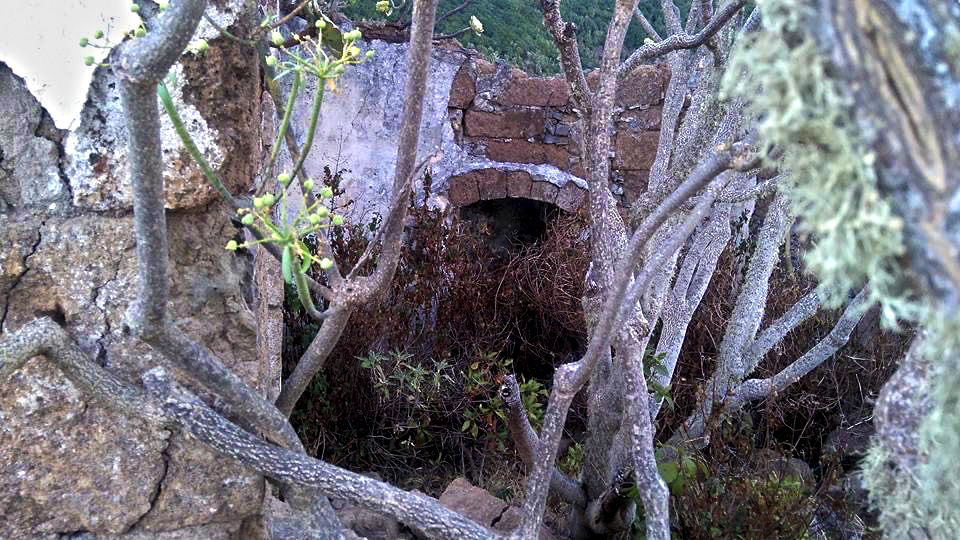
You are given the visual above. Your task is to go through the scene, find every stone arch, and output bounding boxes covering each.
[445,168,587,212]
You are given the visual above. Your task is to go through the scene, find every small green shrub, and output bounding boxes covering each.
[283,168,586,489]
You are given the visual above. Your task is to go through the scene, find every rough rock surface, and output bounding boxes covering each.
[0,64,67,211]
[439,477,554,539]
[0,9,264,538]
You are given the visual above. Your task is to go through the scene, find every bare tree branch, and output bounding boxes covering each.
[515,136,749,539]
[619,1,746,77]
[0,318,169,425]
[651,205,731,419]
[537,0,592,110]
[501,375,586,508]
[633,7,662,42]
[742,287,821,373]
[142,367,498,539]
[673,191,791,445]
[115,0,209,336]
[618,331,669,540]
[660,0,682,35]
[435,0,473,27]
[717,172,783,203]
[277,0,440,416]
[726,288,871,410]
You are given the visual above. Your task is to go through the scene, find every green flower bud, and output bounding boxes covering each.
[332,215,344,226]
[272,31,284,46]
[308,214,321,225]
[83,56,95,66]
[278,172,292,186]
[315,205,329,218]
[265,55,278,67]
[303,178,315,191]
[315,18,326,30]
[79,37,89,47]
[225,240,238,251]
[130,3,140,13]
[195,39,209,52]
[135,27,146,38]
[262,193,276,207]
[319,186,334,198]
[365,50,375,59]
[253,196,265,209]
[241,214,255,226]
[348,46,361,58]
[376,0,390,13]
[94,30,104,39]
[319,258,333,270]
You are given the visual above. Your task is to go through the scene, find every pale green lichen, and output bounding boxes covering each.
[723,3,960,535]
[860,315,960,538]
[916,314,960,534]
[721,0,917,327]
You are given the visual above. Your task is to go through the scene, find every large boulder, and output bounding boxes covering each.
[0,6,266,537]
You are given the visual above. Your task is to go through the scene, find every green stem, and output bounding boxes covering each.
[202,13,256,47]
[293,263,326,321]
[289,81,325,181]
[157,82,242,209]
[267,69,301,182]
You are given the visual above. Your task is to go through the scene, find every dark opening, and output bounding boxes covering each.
[459,198,560,257]
[458,198,585,380]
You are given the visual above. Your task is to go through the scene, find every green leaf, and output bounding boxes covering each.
[657,462,679,484]
[299,250,312,273]
[670,477,686,496]
[281,245,294,284]
[461,420,471,432]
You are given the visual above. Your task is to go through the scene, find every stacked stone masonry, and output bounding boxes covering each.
[445,55,670,210]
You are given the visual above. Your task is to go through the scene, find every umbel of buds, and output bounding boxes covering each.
[470,15,484,35]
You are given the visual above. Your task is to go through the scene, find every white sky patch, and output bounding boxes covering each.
[0,0,140,130]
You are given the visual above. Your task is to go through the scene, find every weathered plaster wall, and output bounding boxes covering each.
[0,4,268,537]
[292,37,668,218]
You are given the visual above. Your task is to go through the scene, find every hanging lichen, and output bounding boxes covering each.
[720,0,917,327]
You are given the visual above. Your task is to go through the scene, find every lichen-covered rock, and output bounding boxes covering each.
[0,359,167,536]
[0,4,264,537]
[0,65,67,211]
[63,18,254,212]
[0,208,264,537]
[63,64,225,211]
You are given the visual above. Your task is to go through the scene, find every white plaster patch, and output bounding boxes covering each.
[0,0,140,130]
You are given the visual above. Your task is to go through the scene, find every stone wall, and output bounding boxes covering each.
[444,54,669,210]
[292,39,669,220]
[0,5,269,538]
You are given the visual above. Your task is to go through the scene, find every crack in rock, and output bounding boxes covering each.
[1,222,43,331]
[125,434,172,534]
